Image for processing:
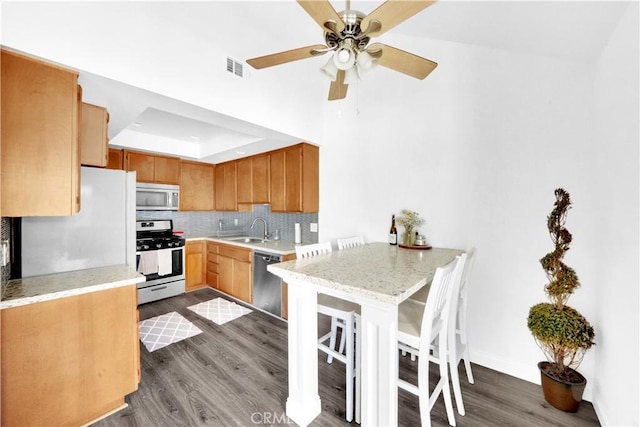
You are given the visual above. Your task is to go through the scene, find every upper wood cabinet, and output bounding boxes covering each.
[214,161,237,211]
[180,160,214,211]
[154,155,181,184]
[1,48,81,217]
[80,102,109,167]
[107,148,124,170]
[237,153,271,210]
[124,150,180,184]
[270,143,319,213]
[252,154,271,204]
[236,157,253,205]
[125,151,154,182]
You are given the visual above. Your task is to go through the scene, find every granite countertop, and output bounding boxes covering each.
[186,236,298,256]
[268,242,464,305]
[1,265,145,309]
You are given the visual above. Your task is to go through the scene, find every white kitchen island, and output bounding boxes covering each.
[268,242,463,427]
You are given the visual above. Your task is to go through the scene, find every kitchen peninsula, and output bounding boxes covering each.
[268,243,463,426]
[1,265,145,426]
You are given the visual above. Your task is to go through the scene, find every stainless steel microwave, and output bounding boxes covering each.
[136,183,180,210]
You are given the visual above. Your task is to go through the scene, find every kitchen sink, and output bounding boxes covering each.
[225,236,266,243]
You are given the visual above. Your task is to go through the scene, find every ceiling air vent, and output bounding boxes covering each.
[226,57,244,78]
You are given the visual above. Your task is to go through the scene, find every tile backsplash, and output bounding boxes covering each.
[137,204,319,244]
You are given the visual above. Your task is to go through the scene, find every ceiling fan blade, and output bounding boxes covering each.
[368,43,437,79]
[328,70,348,100]
[361,0,436,37]
[297,0,345,34]
[247,44,328,69]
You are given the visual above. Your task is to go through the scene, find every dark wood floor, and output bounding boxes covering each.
[94,288,600,427]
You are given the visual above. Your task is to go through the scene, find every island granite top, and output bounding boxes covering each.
[1,265,145,309]
[268,243,464,305]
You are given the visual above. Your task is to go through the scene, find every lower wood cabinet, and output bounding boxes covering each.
[185,240,206,291]
[1,284,139,426]
[217,243,252,303]
[206,242,219,289]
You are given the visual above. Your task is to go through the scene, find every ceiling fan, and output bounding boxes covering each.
[246,0,438,101]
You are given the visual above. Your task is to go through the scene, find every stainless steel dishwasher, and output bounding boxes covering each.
[253,251,283,317]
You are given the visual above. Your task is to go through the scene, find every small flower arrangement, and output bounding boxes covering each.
[396,209,424,245]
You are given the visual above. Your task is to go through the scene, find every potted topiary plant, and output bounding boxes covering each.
[527,188,595,412]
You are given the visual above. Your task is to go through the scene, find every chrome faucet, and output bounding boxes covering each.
[250,217,269,240]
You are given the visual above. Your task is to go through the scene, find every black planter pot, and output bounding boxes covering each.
[538,361,587,412]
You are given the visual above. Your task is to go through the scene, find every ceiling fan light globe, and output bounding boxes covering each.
[320,57,339,80]
[333,47,355,70]
[356,51,374,70]
[344,67,360,85]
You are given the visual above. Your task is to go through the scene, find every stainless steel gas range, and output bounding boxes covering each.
[135,219,185,304]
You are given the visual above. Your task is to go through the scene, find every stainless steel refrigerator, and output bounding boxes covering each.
[21,167,136,277]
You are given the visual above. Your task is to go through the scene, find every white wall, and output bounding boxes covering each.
[591,3,639,426]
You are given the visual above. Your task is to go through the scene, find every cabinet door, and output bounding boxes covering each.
[1,49,80,216]
[185,241,205,291]
[269,150,286,212]
[154,155,180,185]
[236,157,252,204]
[107,148,124,170]
[215,162,237,211]
[252,154,270,204]
[80,102,109,167]
[125,151,155,182]
[218,255,234,295]
[180,161,214,211]
[285,146,303,212]
[0,284,138,426]
[300,143,319,212]
[222,162,237,211]
[214,164,225,210]
[233,260,252,303]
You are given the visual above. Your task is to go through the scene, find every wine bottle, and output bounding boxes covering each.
[389,214,398,245]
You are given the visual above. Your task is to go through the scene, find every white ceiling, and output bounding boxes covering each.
[10,1,629,163]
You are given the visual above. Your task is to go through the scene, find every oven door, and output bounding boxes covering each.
[136,247,185,288]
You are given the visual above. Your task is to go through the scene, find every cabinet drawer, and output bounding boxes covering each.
[207,242,218,255]
[207,261,218,274]
[187,241,205,253]
[218,245,251,263]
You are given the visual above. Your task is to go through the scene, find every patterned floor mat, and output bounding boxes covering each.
[138,311,203,352]
[187,297,252,325]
